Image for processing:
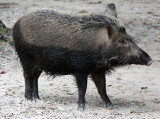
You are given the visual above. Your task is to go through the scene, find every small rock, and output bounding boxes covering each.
[116,77,122,80]
[141,87,148,89]
[57,106,65,111]
[79,10,88,14]
[147,11,152,14]
[87,1,102,4]
[93,112,98,115]
[133,8,139,11]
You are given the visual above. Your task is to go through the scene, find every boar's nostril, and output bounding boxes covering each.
[147,58,154,66]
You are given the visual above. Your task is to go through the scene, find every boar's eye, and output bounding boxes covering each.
[119,39,128,47]
[119,39,125,44]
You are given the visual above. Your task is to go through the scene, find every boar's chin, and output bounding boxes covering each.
[127,55,153,66]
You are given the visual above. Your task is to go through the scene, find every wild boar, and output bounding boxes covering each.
[13,10,153,111]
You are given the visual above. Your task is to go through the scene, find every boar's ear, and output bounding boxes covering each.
[106,26,114,39]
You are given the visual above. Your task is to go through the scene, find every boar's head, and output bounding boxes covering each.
[105,26,153,66]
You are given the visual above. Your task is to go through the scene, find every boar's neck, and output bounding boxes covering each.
[93,45,125,70]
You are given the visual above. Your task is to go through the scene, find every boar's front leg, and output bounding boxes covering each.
[23,67,42,100]
[91,73,113,109]
[75,73,88,111]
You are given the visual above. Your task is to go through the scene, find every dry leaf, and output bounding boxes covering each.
[87,1,102,4]
[116,77,122,80]
[0,70,6,74]
[79,10,88,14]
[107,85,112,87]
[141,87,148,89]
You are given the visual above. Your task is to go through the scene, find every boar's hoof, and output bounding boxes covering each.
[25,93,33,100]
[25,93,40,101]
[78,104,85,112]
[32,94,40,100]
[25,95,32,101]
[105,103,114,109]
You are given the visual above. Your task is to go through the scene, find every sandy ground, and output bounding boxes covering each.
[0,0,160,119]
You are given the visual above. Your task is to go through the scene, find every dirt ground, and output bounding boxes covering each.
[0,0,160,119]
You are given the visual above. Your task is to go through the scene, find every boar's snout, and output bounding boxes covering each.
[139,50,154,66]
[127,42,154,66]
[129,49,154,66]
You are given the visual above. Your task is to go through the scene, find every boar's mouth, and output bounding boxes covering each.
[108,54,154,67]
[128,55,154,66]
[139,56,154,66]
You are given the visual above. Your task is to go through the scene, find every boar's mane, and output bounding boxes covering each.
[17,10,124,47]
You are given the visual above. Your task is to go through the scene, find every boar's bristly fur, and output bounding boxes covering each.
[13,10,153,111]
[13,10,125,74]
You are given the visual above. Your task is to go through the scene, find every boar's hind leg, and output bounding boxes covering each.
[20,55,42,100]
[23,67,42,100]
[91,73,113,109]
[75,73,88,111]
